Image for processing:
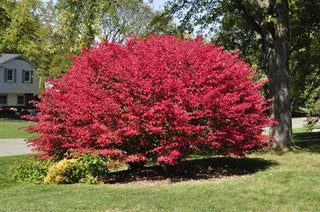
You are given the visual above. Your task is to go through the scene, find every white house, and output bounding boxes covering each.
[0,54,39,108]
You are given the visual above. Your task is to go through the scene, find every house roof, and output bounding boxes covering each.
[0,54,36,68]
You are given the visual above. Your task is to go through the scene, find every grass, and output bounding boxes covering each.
[1,131,320,211]
[292,126,310,133]
[0,120,34,139]
[0,155,22,189]
[293,126,320,133]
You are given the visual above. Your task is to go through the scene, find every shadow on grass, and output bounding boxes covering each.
[294,132,320,152]
[102,157,276,184]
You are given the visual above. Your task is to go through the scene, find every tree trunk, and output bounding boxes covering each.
[267,0,294,147]
[229,0,294,147]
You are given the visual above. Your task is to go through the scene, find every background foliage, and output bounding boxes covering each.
[0,0,166,78]
[1,0,318,115]
[164,0,320,116]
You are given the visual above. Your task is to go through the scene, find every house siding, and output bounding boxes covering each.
[0,93,25,106]
[0,58,39,94]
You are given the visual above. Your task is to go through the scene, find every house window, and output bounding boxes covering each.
[4,68,16,82]
[24,70,30,82]
[7,69,13,81]
[17,96,25,105]
[22,70,33,83]
[0,96,7,105]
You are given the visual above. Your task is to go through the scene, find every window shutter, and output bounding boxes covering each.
[14,69,17,83]
[31,70,33,84]
[22,70,25,83]
[4,68,7,82]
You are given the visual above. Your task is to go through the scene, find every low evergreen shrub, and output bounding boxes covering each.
[11,157,53,183]
[11,155,110,184]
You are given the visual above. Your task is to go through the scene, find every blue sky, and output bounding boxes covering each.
[145,0,167,11]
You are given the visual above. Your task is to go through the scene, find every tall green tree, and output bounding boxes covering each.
[0,0,74,78]
[0,0,158,78]
[55,0,108,51]
[38,0,156,77]
[0,2,11,32]
[289,0,320,115]
[0,0,46,64]
[55,0,155,50]
[175,0,320,118]
[167,0,293,147]
[99,0,154,43]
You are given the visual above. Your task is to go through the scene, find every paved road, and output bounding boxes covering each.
[0,139,34,157]
[0,117,312,157]
[292,117,308,128]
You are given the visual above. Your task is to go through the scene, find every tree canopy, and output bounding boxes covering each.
[0,0,159,78]
[166,0,320,147]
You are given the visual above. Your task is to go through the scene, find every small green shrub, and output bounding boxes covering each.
[44,158,82,184]
[11,154,110,184]
[44,155,110,184]
[77,154,110,180]
[10,157,53,183]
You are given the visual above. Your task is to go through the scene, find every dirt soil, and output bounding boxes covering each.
[102,157,276,186]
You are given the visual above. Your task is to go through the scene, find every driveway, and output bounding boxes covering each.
[292,117,308,128]
[0,139,34,157]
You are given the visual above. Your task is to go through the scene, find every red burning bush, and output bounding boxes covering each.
[28,35,272,166]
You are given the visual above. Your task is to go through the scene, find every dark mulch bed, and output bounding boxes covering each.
[102,157,276,185]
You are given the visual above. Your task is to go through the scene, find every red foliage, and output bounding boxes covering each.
[28,35,273,165]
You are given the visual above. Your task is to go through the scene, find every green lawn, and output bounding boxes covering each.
[0,121,34,139]
[292,126,310,133]
[1,132,320,211]
[293,126,320,133]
